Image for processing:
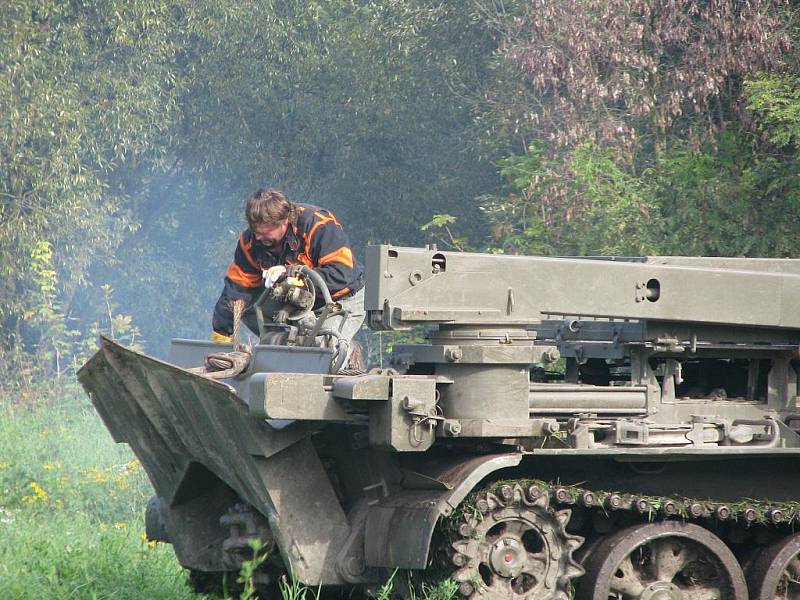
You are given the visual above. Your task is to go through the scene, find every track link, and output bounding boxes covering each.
[440,479,800,599]
[454,479,800,528]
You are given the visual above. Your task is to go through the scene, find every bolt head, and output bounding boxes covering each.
[499,485,514,501]
[346,556,365,576]
[527,485,543,500]
[489,537,525,577]
[444,420,462,436]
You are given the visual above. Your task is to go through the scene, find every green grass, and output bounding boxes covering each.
[0,390,204,600]
[0,387,457,600]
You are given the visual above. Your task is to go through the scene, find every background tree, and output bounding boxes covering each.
[477,0,796,256]
[2,0,800,381]
[0,0,191,377]
[79,0,502,351]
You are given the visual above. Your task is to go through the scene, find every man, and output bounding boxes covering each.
[212,188,365,349]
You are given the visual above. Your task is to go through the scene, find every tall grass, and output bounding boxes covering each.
[0,387,203,599]
[0,385,458,600]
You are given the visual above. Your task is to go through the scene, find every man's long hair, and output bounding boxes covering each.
[245,188,297,228]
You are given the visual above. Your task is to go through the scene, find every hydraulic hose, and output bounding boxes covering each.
[317,327,350,373]
[297,265,334,305]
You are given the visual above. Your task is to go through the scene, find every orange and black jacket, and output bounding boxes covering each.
[212,203,364,336]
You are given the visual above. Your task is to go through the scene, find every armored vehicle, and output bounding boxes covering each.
[78,246,800,600]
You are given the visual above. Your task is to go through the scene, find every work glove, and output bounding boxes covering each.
[263,265,287,288]
[211,331,232,343]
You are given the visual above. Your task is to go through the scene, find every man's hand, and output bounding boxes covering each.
[263,265,287,288]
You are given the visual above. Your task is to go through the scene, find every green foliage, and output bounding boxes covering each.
[174,0,497,244]
[370,570,457,600]
[488,130,800,258]
[566,145,659,255]
[0,0,190,371]
[1,258,142,404]
[0,511,199,600]
[0,399,202,599]
[652,132,800,257]
[745,74,800,149]
[372,568,399,600]
[62,0,502,353]
[477,0,798,260]
[235,539,272,600]
[406,578,459,600]
[25,241,77,379]
[421,214,457,231]
[94,284,144,351]
[275,572,320,600]
[2,0,800,404]
[486,143,659,256]
[420,214,470,251]
[360,327,427,370]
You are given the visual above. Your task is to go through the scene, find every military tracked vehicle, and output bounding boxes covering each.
[78,246,800,600]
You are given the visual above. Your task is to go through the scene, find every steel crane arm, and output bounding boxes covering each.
[365,245,800,330]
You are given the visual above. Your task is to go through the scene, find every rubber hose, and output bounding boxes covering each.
[297,266,334,304]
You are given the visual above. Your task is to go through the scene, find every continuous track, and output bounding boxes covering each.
[442,479,800,600]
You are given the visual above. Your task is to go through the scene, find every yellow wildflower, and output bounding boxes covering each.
[84,467,109,483]
[113,522,128,530]
[140,532,161,548]
[21,481,48,504]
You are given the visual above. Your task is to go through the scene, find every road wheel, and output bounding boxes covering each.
[575,521,747,600]
[746,532,800,600]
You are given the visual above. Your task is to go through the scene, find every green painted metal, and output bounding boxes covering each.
[78,245,800,592]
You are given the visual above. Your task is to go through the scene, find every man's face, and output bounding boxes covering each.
[252,220,289,248]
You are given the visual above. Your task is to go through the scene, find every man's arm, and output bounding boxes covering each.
[212,233,263,336]
[307,211,363,299]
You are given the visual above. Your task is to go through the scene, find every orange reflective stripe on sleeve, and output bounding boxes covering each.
[226,263,262,288]
[312,210,340,226]
[332,287,351,300]
[318,246,354,269]
[239,234,260,270]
